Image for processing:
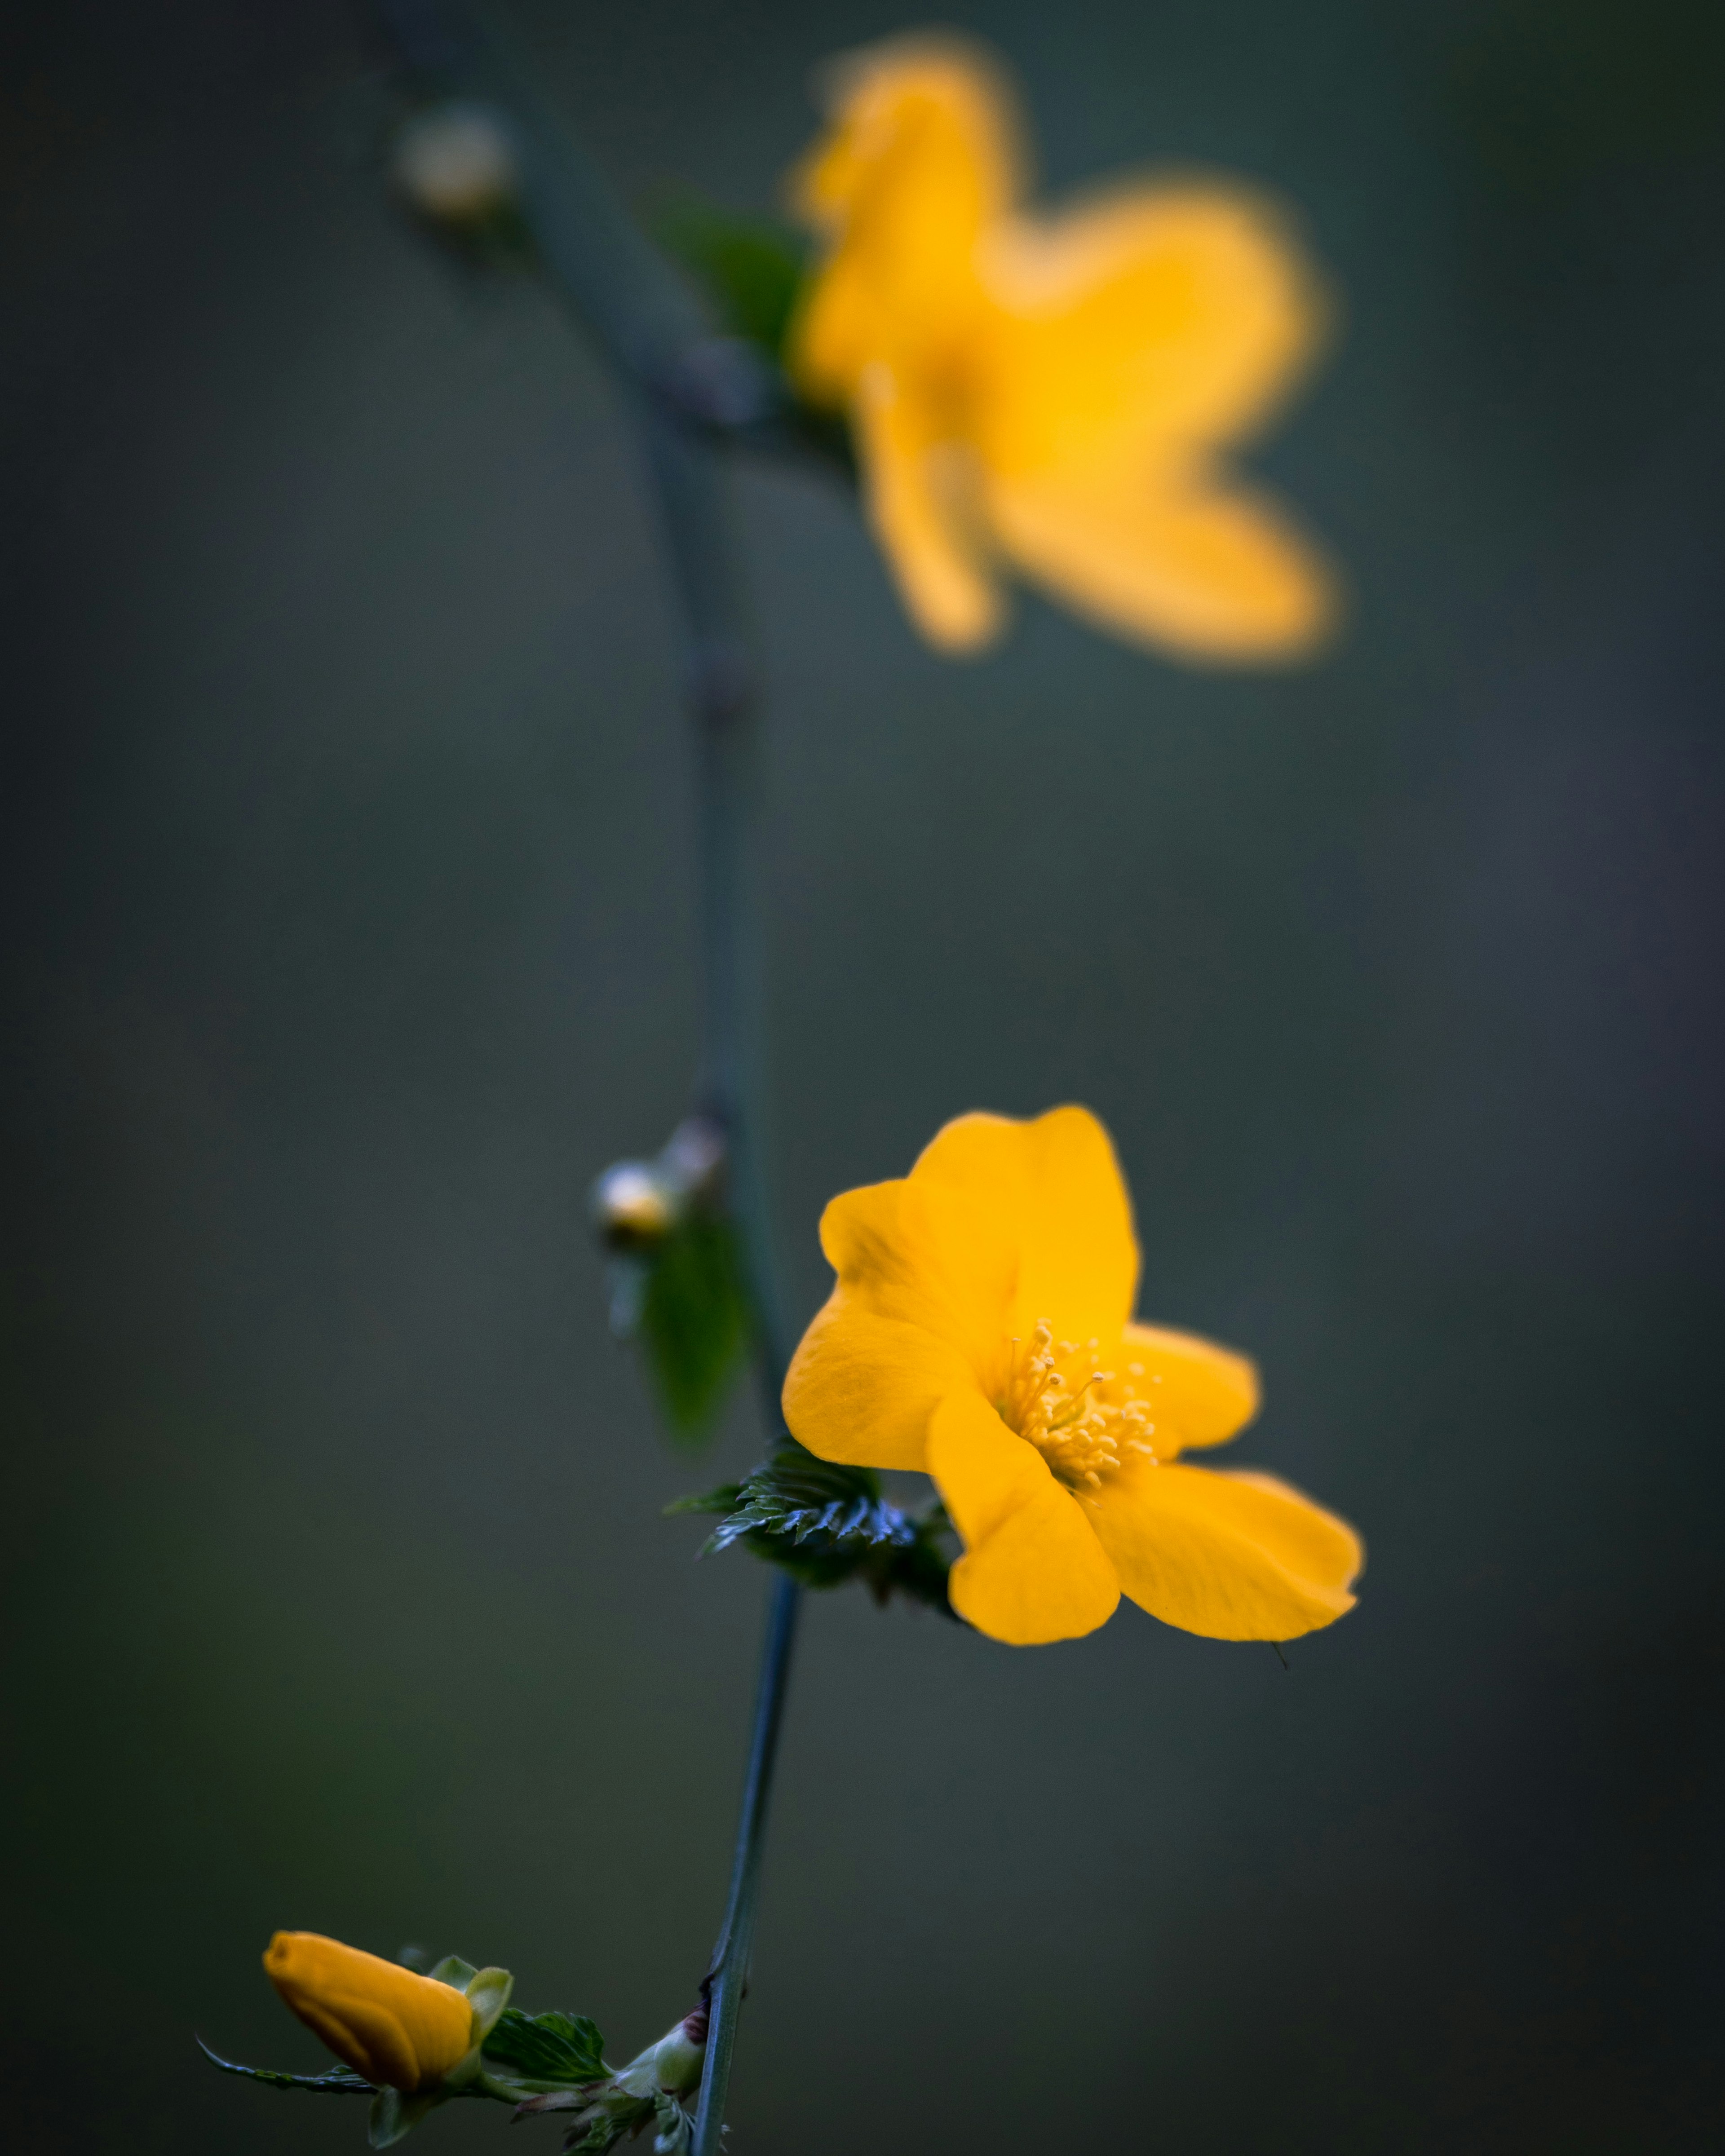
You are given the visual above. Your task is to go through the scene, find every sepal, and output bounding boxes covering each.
[369,2089,438,2148]
[196,2039,372,2095]
[652,2089,693,2156]
[463,1967,515,2047]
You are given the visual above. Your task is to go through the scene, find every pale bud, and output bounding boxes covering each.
[391,102,520,227]
[593,1162,679,1248]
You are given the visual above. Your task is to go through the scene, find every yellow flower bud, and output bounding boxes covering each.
[263,1932,475,2093]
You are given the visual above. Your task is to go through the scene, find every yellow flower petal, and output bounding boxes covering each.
[929,1389,1119,1644]
[318,1995,420,2087]
[908,1105,1139,1351]
[1120,1319,1259,1458]
[264,1932,474,2092]
[853,364,1003,653]
[787,37,1019,352]
[987,464,1336,661]
[1087,1462,1361,1640]
[801,1107,1137,1387]
[974,186,1324,474]
[813,1173,1010,1373]
[783,1299,976,1470]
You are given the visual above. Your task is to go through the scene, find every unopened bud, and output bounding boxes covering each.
[263,1932,474,2092]
[610,2008,706,2104]
[593,1162,678,1247]
[593,1118,729,1253]
[391,102,520,226]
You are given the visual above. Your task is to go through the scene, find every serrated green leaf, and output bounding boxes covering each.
[483,2007,610,2089]
[676,1446,958,1613]
[663,1481,741,1517]
[637,1211,750,1440]
[705,1448,908,1554]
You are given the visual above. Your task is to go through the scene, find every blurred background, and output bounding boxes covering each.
[4,0,1725,2150]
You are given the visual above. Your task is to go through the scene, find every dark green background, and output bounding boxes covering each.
[5,1,1724,2150]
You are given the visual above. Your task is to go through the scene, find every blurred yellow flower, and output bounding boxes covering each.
[265,1932,476,2092]
[787,35,1338,664]
[783,1106,1361,1646]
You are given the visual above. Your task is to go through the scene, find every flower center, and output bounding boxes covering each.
[996,1320,1160,1489]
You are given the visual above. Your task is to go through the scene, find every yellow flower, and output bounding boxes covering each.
[783,1106,1361,1646]
[787,35,1337,664]
[264,1932,477,2092]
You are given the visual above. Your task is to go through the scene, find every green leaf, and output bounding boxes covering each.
[705,1447,907,1553]
[426,1954,477,1990]
[643,188,856,479]
[483,2007,610,2090]
[635,1212,750,1440]
[676,1446,958,1613]
[648,190,810,358]
[197,2039,373,2095]
[662,1481,742,1517]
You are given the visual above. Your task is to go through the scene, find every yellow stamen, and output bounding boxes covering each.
[995,1318,1158,1488]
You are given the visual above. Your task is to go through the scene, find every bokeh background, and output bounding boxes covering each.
[5,1,1725,2150]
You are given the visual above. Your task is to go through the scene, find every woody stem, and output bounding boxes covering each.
[367,4,803,2150]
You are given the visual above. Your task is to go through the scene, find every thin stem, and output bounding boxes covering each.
[632,361,800,2156]
[634,401,792,1388]
[367,5,803,2147]
[691,1569,800,2156]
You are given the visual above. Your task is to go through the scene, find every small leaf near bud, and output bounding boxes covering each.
[511,2006,705,2156]
[482,2006,609,2089]
[391,102,520,227]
